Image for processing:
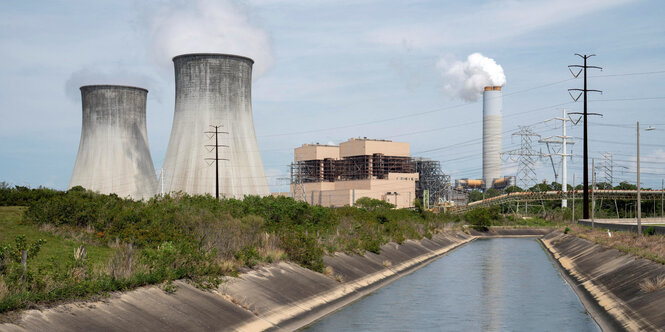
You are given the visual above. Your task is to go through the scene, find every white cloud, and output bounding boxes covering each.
[366,0,638,48]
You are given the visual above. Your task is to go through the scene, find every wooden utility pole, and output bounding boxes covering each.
[205,125,229,199]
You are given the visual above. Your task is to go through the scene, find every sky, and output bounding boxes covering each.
[1,0,664,193]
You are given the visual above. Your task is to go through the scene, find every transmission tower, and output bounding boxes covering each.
[600,152,614,186]
[539,109,575,207]
[568,53,603,219]
[504,126,542,190]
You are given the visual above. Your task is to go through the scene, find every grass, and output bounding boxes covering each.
[567,224,665,265]
[639,275,665,293]
[0,207,112,270]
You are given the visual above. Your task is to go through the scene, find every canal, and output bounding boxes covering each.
[304,237,600,331]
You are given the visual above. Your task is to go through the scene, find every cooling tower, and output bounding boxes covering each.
[483,86,502,190]
[162,53,269,197]
[70,85,158,200]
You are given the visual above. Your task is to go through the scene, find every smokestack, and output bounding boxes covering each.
[162,53,269,197]
[483,85,502,190]
[70,85,158,199]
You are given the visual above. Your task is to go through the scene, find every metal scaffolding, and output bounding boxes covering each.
[291,154,415,184]
[412,158,451,207]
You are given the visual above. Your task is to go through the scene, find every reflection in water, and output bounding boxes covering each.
[304,238,600,332]
[480,239,503,331]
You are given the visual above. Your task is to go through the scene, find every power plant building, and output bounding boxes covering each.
[69,85,158,200]
[290,138,419,208]
[162,54,269,198]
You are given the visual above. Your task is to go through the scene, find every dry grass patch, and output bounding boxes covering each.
[639,275,665,293]
[567,225,665,264]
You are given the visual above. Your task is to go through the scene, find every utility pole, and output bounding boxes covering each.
[572,174,576,223]
[568,54,602,220]
[540,109,575,207]
[637,121,641,235]
[160,168,165,196]
[592,158,596,229]
[661,179,663,221]
[205,125,229,200]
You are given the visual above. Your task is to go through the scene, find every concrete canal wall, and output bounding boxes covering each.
[577,220,665,235]
[2,231,488,331]
[541,231,665,332]
[15,227,662,332]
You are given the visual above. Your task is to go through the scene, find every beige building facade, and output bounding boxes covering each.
[290,138,418,209]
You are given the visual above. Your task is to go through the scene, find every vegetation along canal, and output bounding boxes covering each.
[304,237,600,331]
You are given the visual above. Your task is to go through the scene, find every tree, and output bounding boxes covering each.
[615,181,637,190]
[504,185,523,194]
[468,190,483,202]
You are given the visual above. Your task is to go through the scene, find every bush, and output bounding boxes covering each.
[644,226,656,236]
[355,197,394,211]
[464,207,498,231]
[0,186,461,313]
[279,232,324,272]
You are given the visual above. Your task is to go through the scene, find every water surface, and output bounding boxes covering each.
[304,238,599,332]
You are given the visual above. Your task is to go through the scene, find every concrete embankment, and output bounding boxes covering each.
[540,232,665,332]
[577,220,665,235]
[1,231,490,332]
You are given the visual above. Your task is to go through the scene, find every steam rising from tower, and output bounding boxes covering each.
[162,53,269,197]
[483,86,502,189]
[70,85,158,199]
[437,53,506,101]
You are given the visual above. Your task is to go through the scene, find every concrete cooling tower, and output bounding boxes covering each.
[70,85,158,200]
[482,86,502,190]
[162,53,269,197]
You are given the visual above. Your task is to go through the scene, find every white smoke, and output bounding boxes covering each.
[436,53,506,101]
[147,0,273,79]
[65,67,158,102]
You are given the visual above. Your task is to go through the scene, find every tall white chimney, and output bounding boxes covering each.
[483,86,502,190]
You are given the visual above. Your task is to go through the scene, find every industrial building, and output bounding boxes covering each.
[69,85,158,200]
[290,138,453,209]
[161,53,269,198]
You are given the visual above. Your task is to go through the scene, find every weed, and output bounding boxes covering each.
[162,280,178,294]
[323,266,334,277]
[639,275,665,293]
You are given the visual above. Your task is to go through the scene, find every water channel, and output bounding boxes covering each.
[304,237,600,331]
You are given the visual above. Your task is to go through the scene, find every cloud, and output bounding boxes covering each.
[436,53,506,101]
[627,148,665,175]
[146,0,273,79]
[366,0,637,48]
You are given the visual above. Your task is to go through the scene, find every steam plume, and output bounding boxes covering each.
[436,53,506,101]
[148,0,273,79]
[65,67,157,102]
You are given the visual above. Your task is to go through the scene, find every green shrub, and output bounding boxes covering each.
[644,226,656,236]
[355,197,395,211]
[464,207,497,231]
[279,232,324,272]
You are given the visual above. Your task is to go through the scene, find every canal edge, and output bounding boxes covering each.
[539,232,648,332]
